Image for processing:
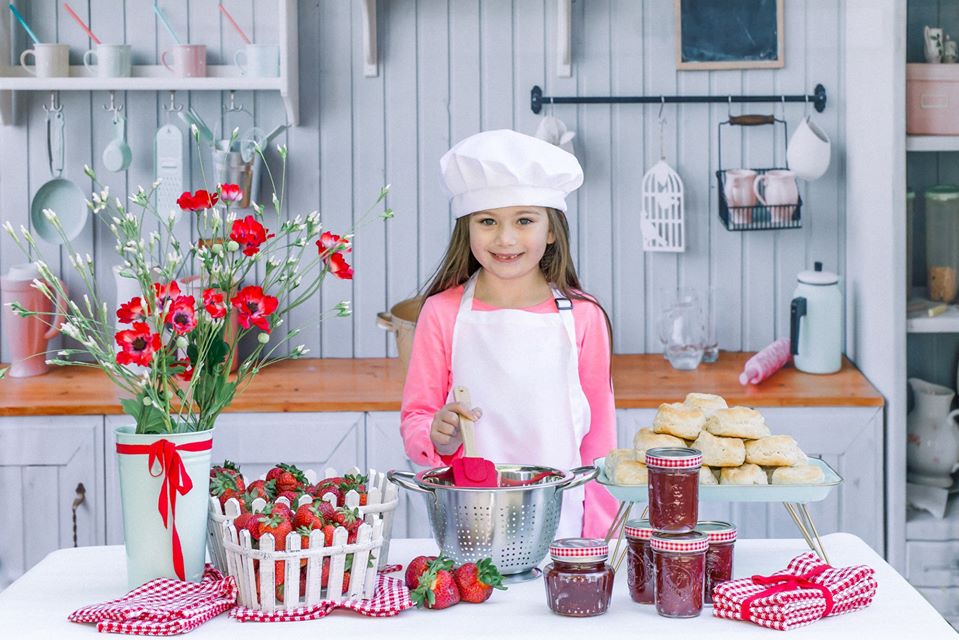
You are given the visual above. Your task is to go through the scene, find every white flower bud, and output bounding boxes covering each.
[257,332,270,344]
[175,335,189,349]
[227,240,240,252]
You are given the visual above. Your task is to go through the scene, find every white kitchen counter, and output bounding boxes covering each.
[0,533,954,638]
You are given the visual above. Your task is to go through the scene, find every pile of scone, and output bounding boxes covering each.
[604,393,826,486]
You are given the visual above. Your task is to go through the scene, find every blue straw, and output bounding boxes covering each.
[152,3,181,45]
[8,4,40,44]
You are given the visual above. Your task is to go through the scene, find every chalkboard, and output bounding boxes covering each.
[675,0,784,70]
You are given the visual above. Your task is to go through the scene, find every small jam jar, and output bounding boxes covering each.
[544,538,615,617]
[651,531,708,618]
[645,447,703,533]
[696,521,737,604]
[625,519,655,604]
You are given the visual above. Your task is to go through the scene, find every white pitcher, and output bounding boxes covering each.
[907,377,959,488]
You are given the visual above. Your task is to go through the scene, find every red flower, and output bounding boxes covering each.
[165,296,197,334]
[153,281,181,309]
[203,288,227,319]
[115,323,161,367]
[316,231,353,280]
[176,189,219,212]
[174,358,194,382]
[116,296,149,324]
[219,183,243,203]
[229,215,275,257]
[231,285,279,333]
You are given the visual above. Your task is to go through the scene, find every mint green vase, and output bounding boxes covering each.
[115,425,215,588]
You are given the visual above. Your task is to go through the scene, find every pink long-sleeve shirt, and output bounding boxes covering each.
[400,282,618,538]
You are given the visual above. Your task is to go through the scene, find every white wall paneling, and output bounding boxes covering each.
[0,0,847,361]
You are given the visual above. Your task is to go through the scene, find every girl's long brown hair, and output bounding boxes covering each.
[421,208,615,367]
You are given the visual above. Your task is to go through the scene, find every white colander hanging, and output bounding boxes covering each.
[640,108,685,252]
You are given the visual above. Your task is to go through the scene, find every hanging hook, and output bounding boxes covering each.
[226,90,243,113]
[657,96,666,123]
[102,90,124,115]
[42,91,61,113]
[162,90,182,113]
[727,95,733,119]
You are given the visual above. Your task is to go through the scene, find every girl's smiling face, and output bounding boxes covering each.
[469,206,554,283]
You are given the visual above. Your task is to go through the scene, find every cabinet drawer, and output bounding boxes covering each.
[908,541,959,587]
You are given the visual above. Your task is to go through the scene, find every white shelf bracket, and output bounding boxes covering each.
[361,0,378,77]
[557,0,572,77]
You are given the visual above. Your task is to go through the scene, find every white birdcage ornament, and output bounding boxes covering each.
[640,108,685,252]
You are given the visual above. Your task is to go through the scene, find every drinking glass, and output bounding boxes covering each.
[658,301,704,370]
[701,286,719,363]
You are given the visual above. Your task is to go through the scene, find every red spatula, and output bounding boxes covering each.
[450,386,498,487]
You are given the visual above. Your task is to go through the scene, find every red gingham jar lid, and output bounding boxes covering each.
[696,520,737,543]
[549,538,609,563]
[644,447,703,470]
[650,531,709,554]
[624,518,654,540]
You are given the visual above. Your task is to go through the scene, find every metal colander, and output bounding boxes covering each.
[388,464,596,579]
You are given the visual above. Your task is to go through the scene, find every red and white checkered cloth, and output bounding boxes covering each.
[69,565,237,636]
[712,552,878,631]
[230,574,413,622]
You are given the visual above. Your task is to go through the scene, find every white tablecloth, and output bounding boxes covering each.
[0,533,955,638]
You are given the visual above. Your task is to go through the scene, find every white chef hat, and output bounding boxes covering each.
[440,129,584,219]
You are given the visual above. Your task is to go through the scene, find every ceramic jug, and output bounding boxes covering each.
[790,262,842,374]
[0,263,66,377]
[907,378,959,488]
[925,26,944,63]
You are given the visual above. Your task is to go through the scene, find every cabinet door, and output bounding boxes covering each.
[365,412,431,539]
[0,416,104,588]
[104,413,364,544]
[616,407,885,553]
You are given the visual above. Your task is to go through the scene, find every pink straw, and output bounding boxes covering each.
[218,3,251,45]
[63,2,101,45]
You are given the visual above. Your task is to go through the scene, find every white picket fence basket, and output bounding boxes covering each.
[207,467,399,574]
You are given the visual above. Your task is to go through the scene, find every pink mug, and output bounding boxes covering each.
[753,170,800,223]
[1,266,68,377]
[724,169,758,224]
[161,44,207,77]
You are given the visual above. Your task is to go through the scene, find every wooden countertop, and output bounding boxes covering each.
[0,352,883,417]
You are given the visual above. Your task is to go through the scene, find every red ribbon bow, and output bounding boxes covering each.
[116,438,213,581]
[740,564,835,620]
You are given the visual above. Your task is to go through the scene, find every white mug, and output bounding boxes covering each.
[234,43,280,77]
[83,43,132,77]
[754,170,800,223]
[787,116,831,181]
[160,44,207,77]
[19,43,69,78]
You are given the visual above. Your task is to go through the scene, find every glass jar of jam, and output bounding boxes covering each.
[544,538,615,617]
[696,521,737,604]
[651,531,708,618]
[645,447,703,533]
[625,519,655,604]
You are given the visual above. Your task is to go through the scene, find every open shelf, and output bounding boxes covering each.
[907,135,959,152]
[907,298,959,333]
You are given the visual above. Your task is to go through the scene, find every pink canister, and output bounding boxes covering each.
[907,63,959,135]
[1,263,66,377]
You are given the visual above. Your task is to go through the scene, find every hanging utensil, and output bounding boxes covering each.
[450,386,498,488]
[102,112,132,173]
[154,121,185,217]
[30,102,88,244]
[640,101,685,252]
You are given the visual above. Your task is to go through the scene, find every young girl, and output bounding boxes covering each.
[400,129,617,538]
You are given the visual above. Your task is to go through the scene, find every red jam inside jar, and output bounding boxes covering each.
[544,538,615,617]
[696,521,737,603]
[625,519,655,604]
[651,531,708,618]
[646,447,702,533]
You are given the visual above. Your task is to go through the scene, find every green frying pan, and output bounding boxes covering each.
[31,109,87,244]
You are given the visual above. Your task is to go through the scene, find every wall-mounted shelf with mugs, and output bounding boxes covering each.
[0,0,299,126]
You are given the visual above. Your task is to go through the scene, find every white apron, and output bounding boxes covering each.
[449,272,591,538]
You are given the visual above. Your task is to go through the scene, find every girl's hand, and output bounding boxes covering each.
[431,402,482,455]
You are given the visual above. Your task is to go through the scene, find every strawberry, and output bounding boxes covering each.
[410,557,460,609]
[322,523,335,547]
[210,472,246,510]
[271,501,294,521]
[313,500,335,523]
[210,460,242,483]
[453,558,506,603]
[405,555,437,589]
[340,473,369,506]
[315,484,343,507]
[233,512,255,537]
[277,490,300,504]
[333,506,361,532]
[245,478,275,501]
[292,503,324,531]
[267,463,308,493]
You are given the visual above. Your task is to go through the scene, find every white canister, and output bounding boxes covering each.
[790,262,842,375]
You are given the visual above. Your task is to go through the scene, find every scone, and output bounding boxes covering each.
[690,430,746,468]
[612,460,648,485]
[652,402,706,440]
[704,406,771,440]
[633,428,686,459]
[684,392,728,417]
[745,435,808,467]
[700,466,719,485]
[771,464,825,485]
[720,463,768,485]
[604,448,636,479]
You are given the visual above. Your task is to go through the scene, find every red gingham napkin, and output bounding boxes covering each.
[230,574,413,622]
[712,552,877,631]
[68,565,237,636]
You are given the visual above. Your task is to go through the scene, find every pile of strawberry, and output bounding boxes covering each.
[405,555,506,609]
[209,460,374,603]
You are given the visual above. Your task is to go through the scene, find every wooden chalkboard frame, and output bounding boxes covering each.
[675,0,784,70]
